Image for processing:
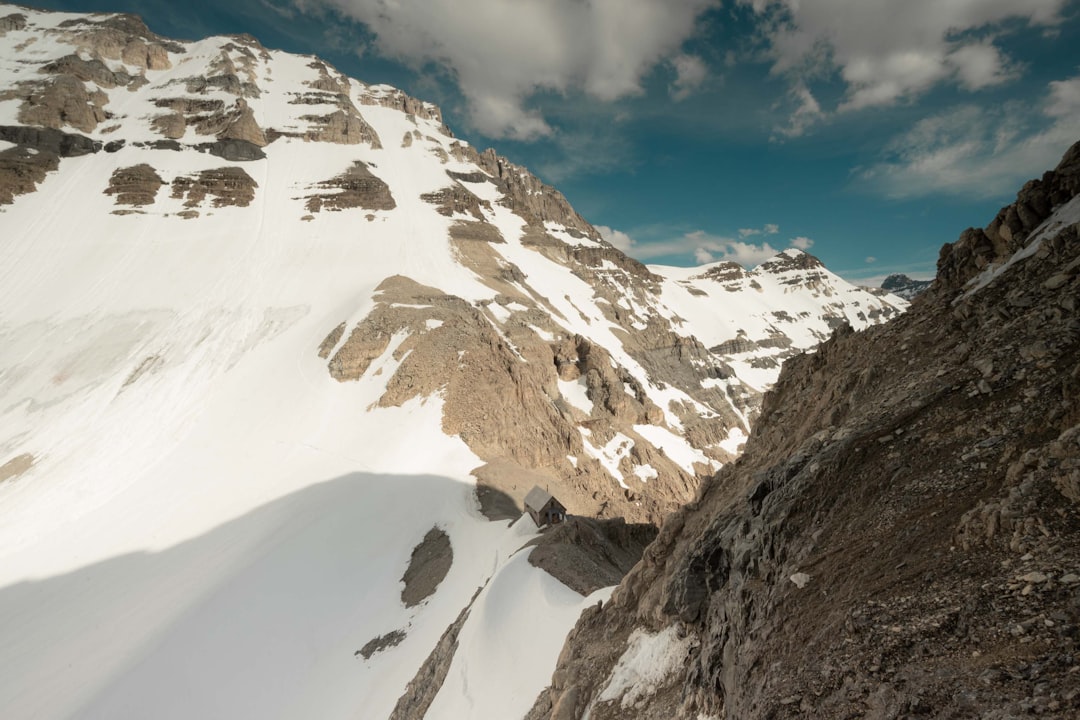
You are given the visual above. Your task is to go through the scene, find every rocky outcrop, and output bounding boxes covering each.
[304,161,395,213]
[300,108,381,147]
[0,145,59,205]
[0,12,27,34]
[171,167,257,210]
[880,273,932,300]
[937,141,1080,293]
[421,181,489,219]
[0,126,101,205]
[41,54,139,89]
[401,527,452,607]
[527,517,659,596]
[54,13,179,70]
[151,97,267,148]
[358,86,447,129]
[10,75,109,133]
[324,276,699,524]
[388,587,483,720]
[529,142,1080,719]
[104,164,163,206]
[0,125,99,157]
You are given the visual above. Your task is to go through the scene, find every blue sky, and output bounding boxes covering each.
[33,1,1080,283]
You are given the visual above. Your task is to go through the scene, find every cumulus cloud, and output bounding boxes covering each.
[857,71,1080,199]
[740,0,1067,131]
[596,225,636,252]
[302,0,716,139]
[603,227,813,267]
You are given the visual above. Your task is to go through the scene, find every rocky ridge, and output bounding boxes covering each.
[527,142,1080,719]
[881,273,933,300]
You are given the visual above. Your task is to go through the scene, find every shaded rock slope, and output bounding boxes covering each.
[529,143,1080,719]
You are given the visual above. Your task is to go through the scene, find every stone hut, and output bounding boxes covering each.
[524,486,566,528]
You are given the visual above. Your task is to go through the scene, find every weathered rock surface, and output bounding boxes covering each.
[388,587,483,720]
[12,74,109,133]
[527,517,659,596]
[104,163,163,207]
[880,273,932,300]
[0,125,102,205]
[0,145,59,205]
[304,161,395,213]
[401,527,453,608]
[171,166,257,209]
[529,141,1080,719]
[0,12,27,34]
[325,275,698,524]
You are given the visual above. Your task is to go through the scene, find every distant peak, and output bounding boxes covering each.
[757,248,825,273]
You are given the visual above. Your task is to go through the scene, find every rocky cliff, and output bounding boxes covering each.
[528,143,1080,719]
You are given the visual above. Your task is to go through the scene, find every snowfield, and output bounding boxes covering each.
[0,6,907,719]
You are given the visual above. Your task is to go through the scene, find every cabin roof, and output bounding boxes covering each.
[524,485,554,512]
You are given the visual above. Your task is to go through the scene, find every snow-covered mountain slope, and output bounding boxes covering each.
[0,6,905,719]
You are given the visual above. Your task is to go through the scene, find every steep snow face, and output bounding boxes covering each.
[0,6,905,720]
[652,249,907,391]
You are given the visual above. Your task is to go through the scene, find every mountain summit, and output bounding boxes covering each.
[0,6,905,719]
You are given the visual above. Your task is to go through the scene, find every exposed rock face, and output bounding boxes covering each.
[450,142,598,240]
[527,517,659,596]
[0,145,58,205]
[359,85,447,129]
[297,104,382,147]
[529,142,1080,719]
[104,163,163,206]
[401,527,453,608]
[151,96,267,147]
[937,141,1080,293]
[325,276,698,524]
[0,13,27,34]
[388,587,483,720]
[55,13,179,70]
[13,75,109,133]
[171,167,257,210]
[0,125,99,204]
[304,161,395,212]
[880,273,932,300]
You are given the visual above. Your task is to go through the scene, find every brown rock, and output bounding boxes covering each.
[104,163,163,206]
[304,161,395,212]
[171,166,257,208]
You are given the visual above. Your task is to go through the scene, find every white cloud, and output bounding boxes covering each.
[670,53,708,100]
[304,0,717,139]
[596,225,636,252]
[857,71,1080,199]
[865,256,877,264]
[774,81,824,138]
[694,247,717,263]
[738,223,780,238]
[740,0,1067,128]
[608,228,813,267]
